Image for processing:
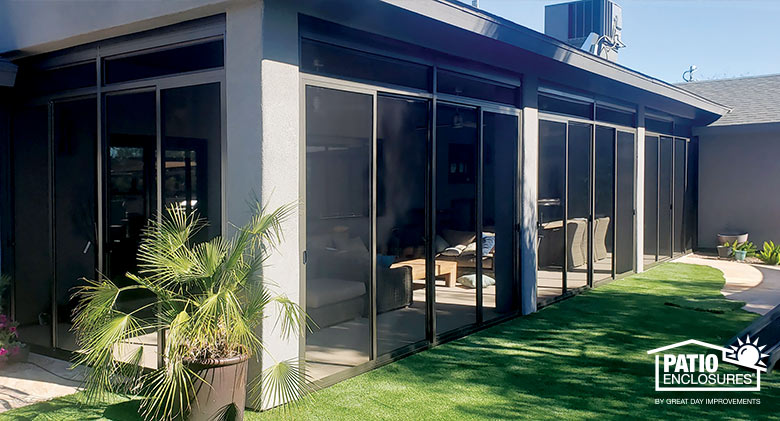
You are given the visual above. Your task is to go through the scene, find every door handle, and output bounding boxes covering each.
[83,240,92,254]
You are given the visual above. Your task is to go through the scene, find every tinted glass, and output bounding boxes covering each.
[376,95,428,355]
[12,106,52,348]
[53,98,97,351]
[104,40,224,84]
[684,140,698,252]
[615,131,635,274]
[673,138,686,255]
[305,86,372,380]
[483,112,519,321]
[16,61,96,95]
[538,94,592,119]
[594,126,615,282]
[105,91,158,368]
[537,120,566,299]
[161,83,222,242]
[644,136,659,264]
[646,118,673,135]
[658,136,673,258]
[435,103,478,333]
[566,122,591,289]
[596,106,635,127]
[437,70,518,106]
[301,39,430,91]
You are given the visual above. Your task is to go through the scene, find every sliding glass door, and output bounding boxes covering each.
[644,135,659,264]
[537,120,566,298]
[594,126,615,283]
[615,131,635,275]
[658,136,673,259]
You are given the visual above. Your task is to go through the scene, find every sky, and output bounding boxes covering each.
[460,0,780,83]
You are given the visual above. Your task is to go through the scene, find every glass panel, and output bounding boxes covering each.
[161,83,222,242]
[684,140,698,252]
[435,103,477,333]
[376,95,428,355]
[305,86,372,380]
[105,91,158,368]
[53,98,97,351]
[566,122,591,289]
[644,135,659,265]
[594,126,615,282]
[482,112,519,321]
[658,136,673,258]
[595,106,635,127]
[673,138,686,255]
[615,131,635,274]
[12,106,52,348]
[301,39,431,91]
[646,118,673,135]
[537,120,566,300]
[538,94,592,119]
[16,61,97,95]
[104,40,224,85]
[437,70,517,106]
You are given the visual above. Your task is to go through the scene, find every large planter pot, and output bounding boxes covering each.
[185,354,249,421]
[734,250,747,261]
[717,245,732,259]
[718,233,748,246]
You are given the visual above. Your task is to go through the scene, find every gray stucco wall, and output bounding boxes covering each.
[697,123,780,248]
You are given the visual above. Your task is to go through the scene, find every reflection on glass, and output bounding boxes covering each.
[435,104,477,333]
[594,126,615,282]
[616,131,635,274]
[659,136,673,258]
[12,106,52,347]
[53,98,97,351]
[483,112,519,320]
[537,120,566,299]
[644,136,659,265]
[162,83,222,243]
[305,86,372,380]
[106,91,158,367]
[673,138,686,256]
[376,95,428,355]
[566,123,591,289]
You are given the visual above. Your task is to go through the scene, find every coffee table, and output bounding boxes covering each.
[391,258,459,287]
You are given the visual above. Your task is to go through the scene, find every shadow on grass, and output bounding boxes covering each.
[103,399,143,420]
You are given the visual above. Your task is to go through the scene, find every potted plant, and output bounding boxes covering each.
[717,242,733,259]
[72,202,308,420]
[0,313,28,368]
[758,241,780,265]
[731,241,756,262]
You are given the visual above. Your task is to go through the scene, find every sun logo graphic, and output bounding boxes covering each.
[647,336,768,392]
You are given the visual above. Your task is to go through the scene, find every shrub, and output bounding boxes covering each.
[758,241,780,265]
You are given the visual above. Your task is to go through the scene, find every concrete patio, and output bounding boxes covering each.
[676,254,780,315]
[0,353,84,413]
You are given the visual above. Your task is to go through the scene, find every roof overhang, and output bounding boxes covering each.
[0,58,17,87]
[381,0,730,117]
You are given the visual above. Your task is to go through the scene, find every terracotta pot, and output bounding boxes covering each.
[184,354,249,421]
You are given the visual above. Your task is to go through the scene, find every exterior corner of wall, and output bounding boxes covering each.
[520,105,539,315]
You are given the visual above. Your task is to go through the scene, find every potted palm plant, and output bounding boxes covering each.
[72,202,308,420]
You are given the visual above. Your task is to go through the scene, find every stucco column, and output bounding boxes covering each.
[520,76,539,315]
[635,106,645,272]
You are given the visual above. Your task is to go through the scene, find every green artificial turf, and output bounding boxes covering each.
[3,263,779,420]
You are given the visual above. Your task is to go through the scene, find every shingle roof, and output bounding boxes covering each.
[677,74,780,126]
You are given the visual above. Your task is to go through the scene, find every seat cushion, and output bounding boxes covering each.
[307,278,366,309]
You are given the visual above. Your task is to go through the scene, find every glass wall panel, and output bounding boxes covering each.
[644,136,659,265]
[615,131,635,275]
[538,95,592,119]
[658,136,673,259]
[435,103,478,334]
[376,95,428,355]
[161,83,222,242]
[437,70,517,106]
[104,40,224,85]
[566,122,591,289]
[105,91,158,367]
[53,98,97,351]
[538,120,566,299]
[594,126,615,282]
[685,140,698,252]
[673,138,686,256]
[482,112,518,321]
[12,106,52,348]
[305,86,372,379]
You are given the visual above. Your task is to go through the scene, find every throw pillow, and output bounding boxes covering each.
[456,274,497,289]
[377,254,395,268]
[482,233,496,255]
[441,229,476,248]
[434,235,450,254]
[440,244,466,256]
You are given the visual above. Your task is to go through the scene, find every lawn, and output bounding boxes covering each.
[3,263,779,420]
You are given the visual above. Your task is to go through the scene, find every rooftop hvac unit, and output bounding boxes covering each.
[544,0,625,62]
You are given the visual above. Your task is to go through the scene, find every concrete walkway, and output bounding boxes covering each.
[676,254,780,315]
[0,353,84,413]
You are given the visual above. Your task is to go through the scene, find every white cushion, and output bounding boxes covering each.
[307,278,366,308]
